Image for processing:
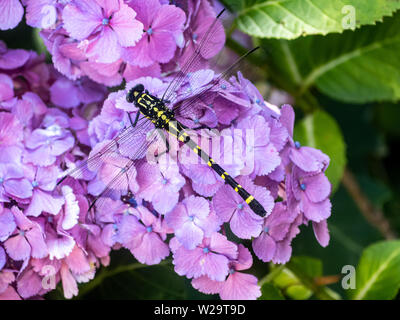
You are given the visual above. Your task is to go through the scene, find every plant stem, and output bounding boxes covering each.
[342,167,397,240]
[284,264,342,300]
[258,264,285,287]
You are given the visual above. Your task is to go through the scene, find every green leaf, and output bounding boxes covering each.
[348,240,400,300]
[286,284,314,300]
[262,12,400,103]
[272,268,313,300]
[260,283,285,300]
[294,110,347,193]
[235,0,400,39]
[271,256,324,300]
[288,256,323,278]
[375,103,400,136]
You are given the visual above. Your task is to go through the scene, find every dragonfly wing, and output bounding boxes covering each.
[89,128,164,212]
[58,116,153,184]
[173,47,260,120]
[161,9,226,104]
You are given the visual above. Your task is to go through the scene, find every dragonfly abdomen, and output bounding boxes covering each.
[167,121,267,218]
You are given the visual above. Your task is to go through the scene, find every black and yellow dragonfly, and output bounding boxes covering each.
[58,9,267,217]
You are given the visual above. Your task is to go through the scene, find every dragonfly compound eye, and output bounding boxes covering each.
[126,84,145,103]
[126,89,135,103]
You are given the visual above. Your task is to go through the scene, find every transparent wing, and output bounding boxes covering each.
[161,8,226,103]
[173,47,260,119]
[88,128,164,212]
[58,116,153,185]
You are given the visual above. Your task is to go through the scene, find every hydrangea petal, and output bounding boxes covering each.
[0,0,24,30]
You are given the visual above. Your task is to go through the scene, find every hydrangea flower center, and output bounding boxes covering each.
[294,141,301,149]
[264,226,270,233]
[229,268,235,274]
[32,180,39,187]
[147,28,153,35]
[188,215,194,221]
[162,178,168,185]
[220,84,227,90]
[192,33,198,41]
[237,203,244,210]
[203,247,210,254]
[19,230,25,237]
[102,18,110,25]
[300,183,307,191]
[0,177,3,184]
[146,226,153,233]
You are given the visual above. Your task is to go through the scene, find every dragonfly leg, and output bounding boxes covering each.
[193,124,212,131]
[128,112,140,127]
[154,130,170,160]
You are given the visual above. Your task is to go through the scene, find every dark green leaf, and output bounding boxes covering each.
[348,240,400,300]
[235,0,400,39]
[294,110,347,193]
[260,283,285,300]
[262,13,400,103]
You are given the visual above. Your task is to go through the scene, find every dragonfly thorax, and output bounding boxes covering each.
[135,91,175,129]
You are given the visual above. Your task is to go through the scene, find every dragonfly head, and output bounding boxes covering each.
[126,84,144,103]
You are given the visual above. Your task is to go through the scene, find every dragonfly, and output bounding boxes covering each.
[58,8,267,217]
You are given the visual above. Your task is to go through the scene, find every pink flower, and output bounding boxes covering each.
[0,269,15,296]
[212,176,274,239]
[0,0,23,30]
[137,161,185,215]
[24,164,65,217]
[171,232,237,281]
[24,124,75,166]
[177,0,225,72]
[236,115,281,177]
[118,206,171,265]
[4,207,47,261]
[252,202,297,263]
[0,163,33,201]
[0,74,14,101]
[192,244,261,300]
[0,112,23,148]
[0,206,16,241]
[122,0,186,67]
[62,0,143,63]
[50,76,107,109]
[165,195,221,250]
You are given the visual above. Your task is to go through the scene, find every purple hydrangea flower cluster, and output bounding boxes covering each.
[0,38,109,299]
[0,0,332,300]
[1,0,223,86]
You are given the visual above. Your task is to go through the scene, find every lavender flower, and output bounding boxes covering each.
[165,195,221,249]
[118,206,171,265]
[252,202,297,263]
[0,0,23,30]
[122,0,186,67]
[192,244,261,300]
[171,232,237,281]
[213,176,274,239]
[62,0,143,63]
